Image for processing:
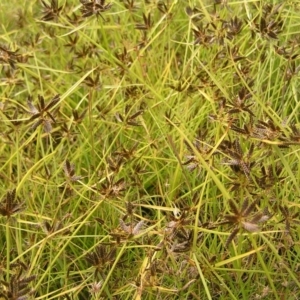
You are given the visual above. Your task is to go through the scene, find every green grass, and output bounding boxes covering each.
[0,0,300,299]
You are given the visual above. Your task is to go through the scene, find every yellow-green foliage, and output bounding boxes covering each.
[0,1,300,299]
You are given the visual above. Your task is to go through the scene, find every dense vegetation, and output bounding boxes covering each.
[0,0,300,299]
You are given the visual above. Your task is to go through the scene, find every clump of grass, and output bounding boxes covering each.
[0,0,300,299]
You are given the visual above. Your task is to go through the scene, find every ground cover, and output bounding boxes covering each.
[0,0,300,299]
